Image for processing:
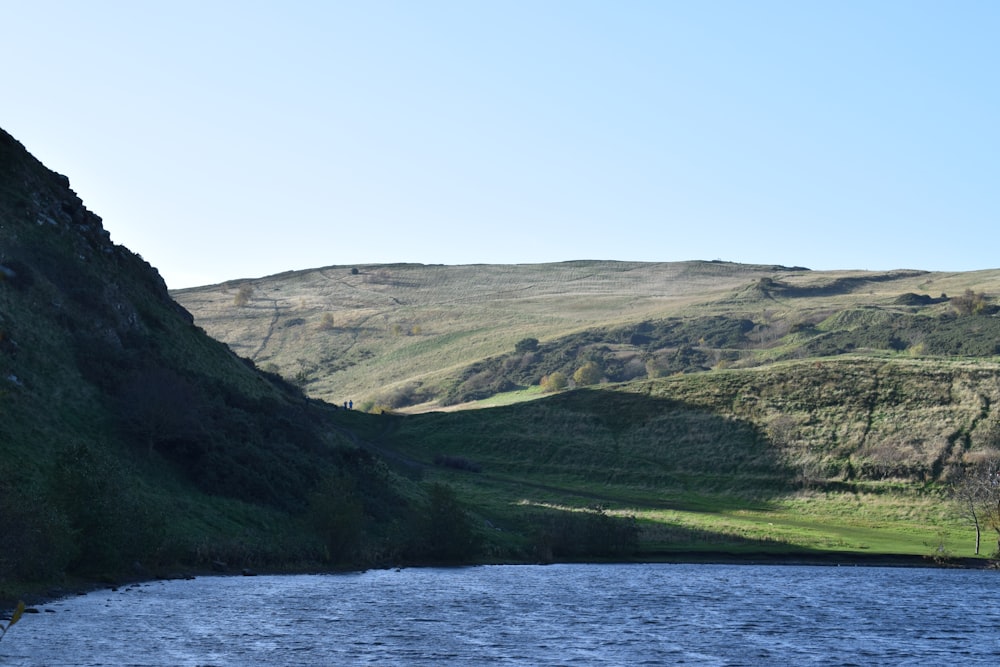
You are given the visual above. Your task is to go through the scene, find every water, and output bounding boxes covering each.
[2,563,999,666]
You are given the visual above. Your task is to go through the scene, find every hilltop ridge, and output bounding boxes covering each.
[172,259,1000,411]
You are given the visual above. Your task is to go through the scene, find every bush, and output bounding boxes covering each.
[371,382,431,409]
[233,284,254,307]
[317,313,335,331]
[532,506,639,561]
[515,337,539,353]
[541,371,568,393]
[951,289,989,316]
[573,361,603,386]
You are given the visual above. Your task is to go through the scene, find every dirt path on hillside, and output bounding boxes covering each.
[250,298,281,361]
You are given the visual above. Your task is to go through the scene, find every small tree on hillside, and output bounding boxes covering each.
[317,312,335,331]
[949,456,1000,555]
[541,371,568,393]
[951,289,988,316]
[233,284,254,307]
[573,361,603,386]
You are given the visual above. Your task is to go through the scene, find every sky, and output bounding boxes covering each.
[3,1,999,289]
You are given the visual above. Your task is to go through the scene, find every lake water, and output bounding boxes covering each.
[2,563,999,666]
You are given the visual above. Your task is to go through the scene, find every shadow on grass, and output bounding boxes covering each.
[385,387,800,502]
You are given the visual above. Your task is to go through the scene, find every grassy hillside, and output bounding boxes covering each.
[172,262,1000,411]
[4,122,999,611]
[359,356,1000,561]
[0,128,439,596]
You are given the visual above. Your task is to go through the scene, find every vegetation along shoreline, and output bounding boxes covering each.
[5,124,1000,623]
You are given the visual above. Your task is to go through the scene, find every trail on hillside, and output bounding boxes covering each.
[250,298,281,361]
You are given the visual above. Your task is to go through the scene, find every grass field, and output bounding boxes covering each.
[336,354,1000,564]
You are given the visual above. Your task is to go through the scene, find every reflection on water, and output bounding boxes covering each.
[3,563,999,666]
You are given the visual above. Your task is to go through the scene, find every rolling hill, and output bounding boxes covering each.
[172,261,1000,411]
[4,123,999,608]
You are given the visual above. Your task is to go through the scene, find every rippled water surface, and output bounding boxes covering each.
[3,563,999,665]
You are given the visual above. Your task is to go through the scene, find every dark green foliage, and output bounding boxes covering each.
[116,366,202,456]
[433,454,482,473]
[48,443,163,573]
[790,311,1000,358]
[893,293,947,306]
[419,483,480,562]
[0,474,72,582]
[514,337,539,353]
[647,344,714,377]
[0,127,433,587]
[307,472,365,564]
[442,316,755,404]
[921,317,1000,355]
[950,289,992,316]
[532,507,639,561]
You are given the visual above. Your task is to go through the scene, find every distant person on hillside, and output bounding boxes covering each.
[349,400,353,410]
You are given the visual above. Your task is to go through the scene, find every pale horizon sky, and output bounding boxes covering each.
[3,1,999,289]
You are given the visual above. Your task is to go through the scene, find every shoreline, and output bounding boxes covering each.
[3,550,995,615]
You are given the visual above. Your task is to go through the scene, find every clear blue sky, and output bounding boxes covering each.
[3,1,999,288]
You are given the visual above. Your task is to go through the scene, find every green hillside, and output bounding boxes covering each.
[350,356,999,562]
[3,125,999,608]
[0,128,440,599]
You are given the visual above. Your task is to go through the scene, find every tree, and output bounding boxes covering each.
[951,289,988,316]
[317,312,335,331]
[573,361,602,386]
[233,284,254,307]
[950,457,1000,555]
[541,371,568,393]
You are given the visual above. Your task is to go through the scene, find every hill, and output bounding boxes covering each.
[4,124,999,608]
[0,128,443,596]
[172,260,1000,411]
[365,355,1000,561]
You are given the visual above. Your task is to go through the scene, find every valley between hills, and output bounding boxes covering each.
[4,124,1000,607]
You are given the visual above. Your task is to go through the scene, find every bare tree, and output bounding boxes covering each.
[950,457,1000,556]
